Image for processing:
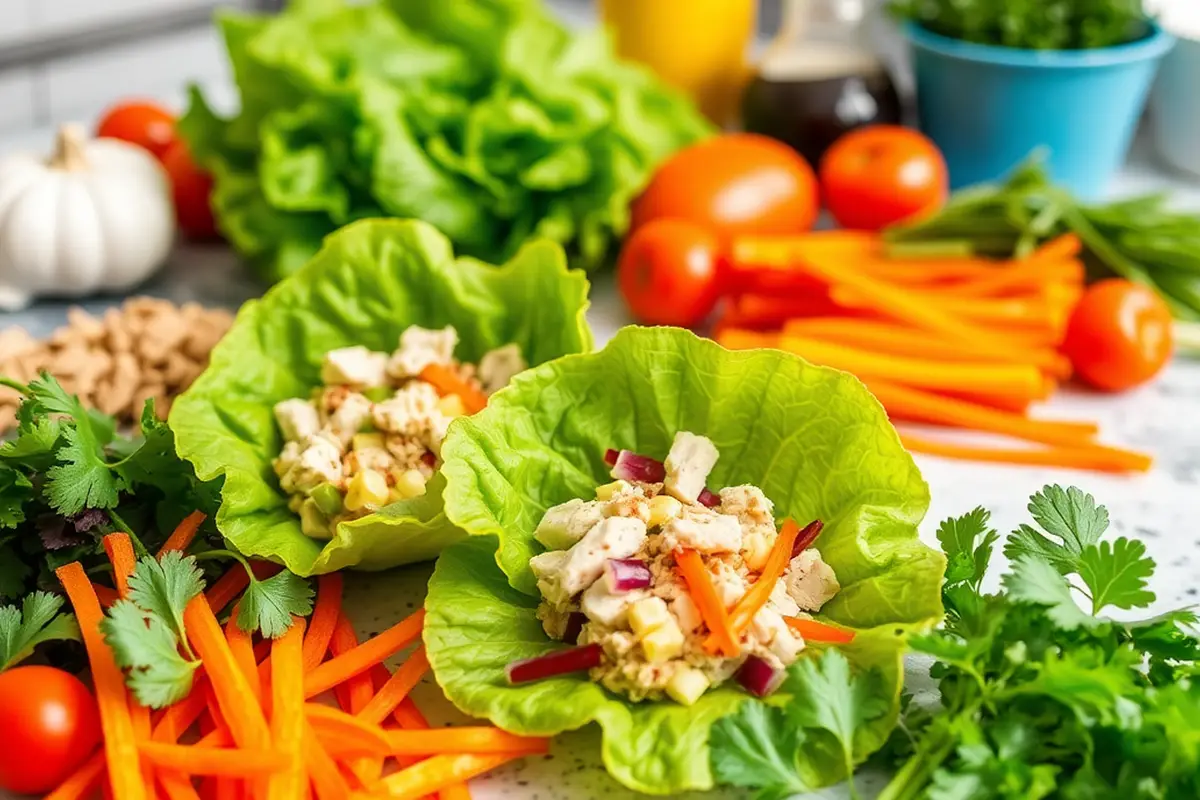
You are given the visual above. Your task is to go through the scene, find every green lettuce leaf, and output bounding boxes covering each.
[426,327,945,793]
[170,218,592,576]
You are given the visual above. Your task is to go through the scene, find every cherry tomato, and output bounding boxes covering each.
[1063,279,1173,392]
[95,101,177,161]
[819,125,948,231]
[162,139,219,240]
[0,666,101,794]
[631,134,819,241]
[618,218,722,328]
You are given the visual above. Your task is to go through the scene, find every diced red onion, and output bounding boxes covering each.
[611,450,666,483]
[697,487,721,508]
[506,644,603,684]
[421,451,438,468]
[603,448,620,466]
[563,612,587,645]
[790,520,825,559]
[605,559,652,592]
[736,655,785,698]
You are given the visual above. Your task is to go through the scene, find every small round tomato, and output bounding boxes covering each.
[0,666,101,794]
[1063,279,1173,392]
[162,139,219,240]
[819,125,948,231]
[631,134,819,241]
[96,101,177,161]
[618,218,722,328]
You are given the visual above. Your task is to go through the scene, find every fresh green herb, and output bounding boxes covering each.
[198,549,313,639]
[889,0,1149,50]
[125,552,205,655]
[0,591,80,672]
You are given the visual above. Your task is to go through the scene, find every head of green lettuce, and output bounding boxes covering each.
[425,326,945,795]
[170,218,592,576]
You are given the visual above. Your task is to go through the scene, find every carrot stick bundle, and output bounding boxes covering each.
[305,609,425,698]
[898,432,1153,473]
[303,573,344,671]
[267,618,307,800]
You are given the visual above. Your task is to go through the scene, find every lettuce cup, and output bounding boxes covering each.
[425,326,945,794]
[171,218,592,576]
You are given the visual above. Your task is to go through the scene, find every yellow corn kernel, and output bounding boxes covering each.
[351,432,385,452]
[392,468,427,500]
[629,596,672,637]
[641,619,685,663]
[647,495,683,528]
[345,469,389,511]
[595,480,629,501]
[666,666,710,706]
[437,394,466,418]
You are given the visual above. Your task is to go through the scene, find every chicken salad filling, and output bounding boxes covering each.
[271,325,525,539]
[507,432,848,705]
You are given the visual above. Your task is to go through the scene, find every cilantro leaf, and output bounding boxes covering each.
[1077,539,1155,614]
[0,467,33,529]
[126,552,205,646]
[100,599,198,708]
[1003,556,1101,630]
[1004,485,1108,574]
[0,591,81,671]
[0,541,32,600]
[937,506,998,592]
[44,426,126,515]
[709,700,810,799]
[0,416,62,467]
[237,570,313,639]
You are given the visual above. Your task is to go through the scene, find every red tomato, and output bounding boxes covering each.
[1063,279,1173,392]
[95,101,177,161]
[162,139,219,240]
[618,218,722,328]
[819,125,948,231]
[0,666,101,794]
[631,134,819,241]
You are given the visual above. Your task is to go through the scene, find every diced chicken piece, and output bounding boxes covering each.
[388,325,457,379]
[562,517,648,598]
[274,398,321,443]
[711,563,746,610]
[321,346,389,388]
[670,592,703,634]
[326,392,373,447]
[663,431,719,503]
[660,510,743,554]
[751,606,805,663]
[719,485,775,527]
[581,580,645,628]
[346,445,395,475]
[530,551,572,608]
[784,550,841,612]
[534,498,606,551]
[372,382,441,437]
[273,441,302,480]
[478,344,526,394]
[278,437,344,494]
[767,578,800,617]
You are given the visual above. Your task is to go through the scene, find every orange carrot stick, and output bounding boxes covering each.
[139,743,291,777]
[303,573,344,671]
[45,751,106,800]
[92,582,120,608]
[329,614,374,714]
[377,752,542,799]
[385,728,551,757]
[358,647,429,726]
[56,562,146,800]
[419,364,487,415]
[305,704,394,758]
[152,675,211,742]
[392,697,430,730]
[158,770,204,800]
[784,616,856,644]
[675,549,740,657]
[158,511,206,556]
[305,725,351,800]
[225,606,261,706]
[304,609,425,698]
[439,785,474,800]
[267,618,307,800]
[898,432,1153,473]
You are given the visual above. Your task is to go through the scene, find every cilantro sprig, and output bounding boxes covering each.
[0,591,80,672]
[196,549,313,639]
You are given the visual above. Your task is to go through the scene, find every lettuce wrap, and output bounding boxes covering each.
[170,218,592,576]
[425,327,945,794]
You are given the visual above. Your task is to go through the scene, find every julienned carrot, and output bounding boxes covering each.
[358,646,429,726]
[305,609,425,698]
[439,785,474,800]
[303,573,344,671]
[377,752,538,799]
[225,606,261,705]
[206,561,281,615]
[940,388,1035,415]
[419,364,488,415]
[385,728,551,757]
[393,697,430,730]
[268,618,307,800]
[158,511,206,556]
[152,675,211,742]
[45,751,105,800]
[102,533,138,597]
[92,582,120,608]
[674,549,740,658]
[305,725,352,800]
[138,742,291,777]
[158,769,204,800]
[777,333,1052,401]
[1028,232,1083,263]
[829,286,1063,338]
[305,704,394,758]
[56,562,146,800]
[783,616,856,644]
[329,614,374,714]
[899,432,1153,473]
[183,596,272,749]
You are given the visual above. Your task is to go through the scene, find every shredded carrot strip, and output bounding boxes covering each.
[159,511,206,556]
[783,616,856,644]
[329,614,374,714]
[377,752,540,799]
[139,743,291,777]
[206,561,281,615]
[92,581,120,608]
[358,646,429,725]
[305,704,394,758]
[899,432,1153,473]
[718,520,810,647]
[158,770,204,800]
[152,675,211,742]
[224,605,262,705]
[419,364,488,414]
[393,697,430,730]
[439,785,474,800]
[303,573,344,671]
[45,750,106,800]
[56,562,146,800]
[385,728,551,757]
[674,549,740,657]
[305,724,351,800]
[267,618,307,800]
[305,609,425,698]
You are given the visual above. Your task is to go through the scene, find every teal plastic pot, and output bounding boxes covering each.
[904,22,1175,198]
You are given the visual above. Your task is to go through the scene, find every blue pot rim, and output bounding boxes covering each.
[903,20,1176,68]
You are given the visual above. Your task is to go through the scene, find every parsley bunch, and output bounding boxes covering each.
[879,486,1200,798]
[889,0,1149,50]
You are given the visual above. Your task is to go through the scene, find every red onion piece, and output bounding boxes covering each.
[790,520,825,559]
[611,450,666,483]
[421,451,438,469]
[563,612,587,645]
[697,487,721,508]
[736,655,785,698]
[506,644,603,684]
[605,559,652,592]
[603,448,620,466]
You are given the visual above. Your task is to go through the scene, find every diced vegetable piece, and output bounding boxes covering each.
[506,644,603,684]
[647,495,683,528]
[642,620,685,663]
[299,499,332,540]
[345,469,388,511]
[391,469,427,501]
[351,432,384,452]
[605,559,652,592]
[562,612,586,645]
[595,480,629,501]
[736,655,785,697]
[790,520,825,559]
[611,450,666,483]
[437,394,466,418]
[628,597,672,636]
[697,488,721,508]
[363,386,392,403]
[310,482,343,516]
[666,667,710,706]
[603,448,620,466]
